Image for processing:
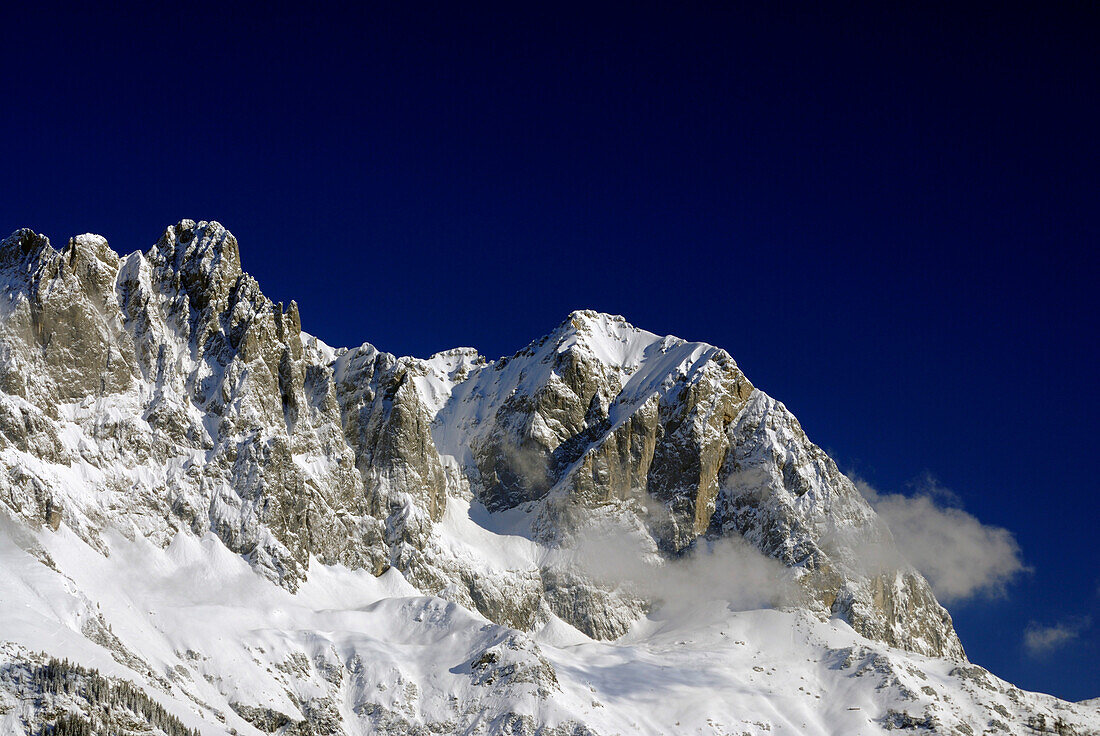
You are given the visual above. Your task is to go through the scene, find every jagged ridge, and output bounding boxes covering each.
[0,220,957,659]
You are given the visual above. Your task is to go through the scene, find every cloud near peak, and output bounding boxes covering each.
[855,477,1027,604]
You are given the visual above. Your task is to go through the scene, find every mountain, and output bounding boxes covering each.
[1,221,1096,735]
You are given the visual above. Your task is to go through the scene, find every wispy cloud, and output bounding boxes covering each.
[1024,617,1091,656]
[552,514,798,614]
[855,476,1027,604]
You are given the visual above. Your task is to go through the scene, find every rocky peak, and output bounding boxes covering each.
[147,219,242,313]
[0,229,57,279]
[539,310,742,404]
[63,233,115,263]
[0,220,966,662]
[531,310,681,379]
[59,235,122,299]
[445,311,750,520]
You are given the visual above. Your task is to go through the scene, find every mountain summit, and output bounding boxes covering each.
[1,222,1096,735]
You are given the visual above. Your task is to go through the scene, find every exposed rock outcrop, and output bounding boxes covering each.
[0,221,962,660]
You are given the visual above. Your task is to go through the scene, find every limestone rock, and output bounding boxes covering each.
[0,223,964,660]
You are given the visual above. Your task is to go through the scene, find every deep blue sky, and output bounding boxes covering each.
[3,4,1097,700]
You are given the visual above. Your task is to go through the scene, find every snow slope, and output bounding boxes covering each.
[1,222,1097,735]
[2,515,1098,736]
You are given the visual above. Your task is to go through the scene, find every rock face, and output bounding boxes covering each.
[0,221,962,660]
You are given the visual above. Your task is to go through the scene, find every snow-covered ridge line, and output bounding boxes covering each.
[0,220,954,653]
[0,220,955,650]
[5,220,1090,734]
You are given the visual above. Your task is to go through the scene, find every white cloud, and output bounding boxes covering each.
[855,477,1027,604]
[1024,618,1091,656]
[556,517,798,614]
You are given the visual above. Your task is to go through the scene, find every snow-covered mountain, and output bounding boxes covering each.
[1,220,1096,735]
